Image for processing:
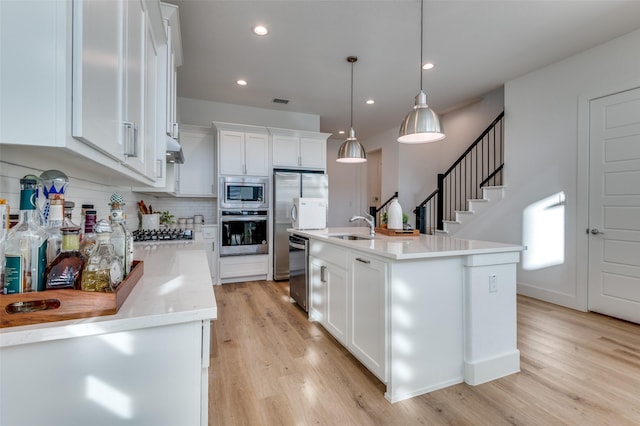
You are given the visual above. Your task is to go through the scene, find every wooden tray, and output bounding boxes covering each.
[0,260,143,328]
[375,227,420,237]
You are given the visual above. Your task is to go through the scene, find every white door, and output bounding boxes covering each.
[588,87,640,324]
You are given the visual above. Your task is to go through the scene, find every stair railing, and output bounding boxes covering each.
[369,191,398,227]
[415,111,504,234]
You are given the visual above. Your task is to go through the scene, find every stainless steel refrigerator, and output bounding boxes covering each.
[273,169,328,280]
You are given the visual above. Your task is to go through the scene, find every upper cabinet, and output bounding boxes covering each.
[175,125,216,197]
[271,129,330,170]
[0,0,167,186]
[160,2,182,143]
[213,122,270,177]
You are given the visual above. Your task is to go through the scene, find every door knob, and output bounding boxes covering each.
[590,228,604,235]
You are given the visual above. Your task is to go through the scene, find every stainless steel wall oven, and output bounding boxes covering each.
[220,210,268,256]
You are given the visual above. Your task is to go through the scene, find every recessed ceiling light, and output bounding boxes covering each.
[253,25,268,36]
[422,62,435,70]
[366,99,375,105]
[236,79,247,86]
[338,130,345,135]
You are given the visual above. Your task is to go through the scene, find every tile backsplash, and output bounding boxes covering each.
[0,161,216,230]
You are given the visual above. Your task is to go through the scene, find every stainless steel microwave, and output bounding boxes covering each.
[220,176,269,209]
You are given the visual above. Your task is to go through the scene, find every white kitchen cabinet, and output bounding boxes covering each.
[324,259,349,345]
[121,0,147,175]
[308,240,388,381]
[73,0,155,179]
[71,0,122,160]
[144,13,162,180]
[0,321,208,426]
[309,257,326,322]
[0,0,166,186]
[309,242,350,346]
[271,129,330,170]
[203,225,218,284]
[176,125,215,197]
[213,122,270,177]
[160,2,182,141]
[219,254,269,283]
[350,253,387,381]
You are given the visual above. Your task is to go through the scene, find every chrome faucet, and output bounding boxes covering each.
[349,213,375,236]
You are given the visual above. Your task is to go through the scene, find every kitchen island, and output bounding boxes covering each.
[0,240,217,426]
[291,227,523,403]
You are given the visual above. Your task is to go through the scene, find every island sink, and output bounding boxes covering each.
[329,234,374,241]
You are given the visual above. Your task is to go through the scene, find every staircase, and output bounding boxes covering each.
[437,185,505,235]
[415,111,505,235]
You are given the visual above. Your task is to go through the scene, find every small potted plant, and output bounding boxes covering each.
[381,211,388,228]
[159,210,175,228]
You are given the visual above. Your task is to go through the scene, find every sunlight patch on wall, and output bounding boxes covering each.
[522,192,565,270]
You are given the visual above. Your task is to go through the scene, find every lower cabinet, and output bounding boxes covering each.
[0,320,210,425]
[350,254,387,381]
[219,254,268,283]
[323,258,349,346]
[203,225,218,284]
[308,241,388,382]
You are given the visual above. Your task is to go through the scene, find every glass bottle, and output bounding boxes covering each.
[45,227,85,290]
[39,169,68,226]
[109,194,133,277]
[45,194,65,265]
[22,174,44,226]
[79,203,94,241]
[4,178,49,294]
[63,201,78,228]
[81,220,123,292]
[0,199,9,292]
[80,209,97,257]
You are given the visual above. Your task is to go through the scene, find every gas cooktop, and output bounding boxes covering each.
[132,228,194,242]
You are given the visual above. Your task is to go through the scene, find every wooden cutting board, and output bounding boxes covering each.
[0,261,143,328]
[375,227,419,236]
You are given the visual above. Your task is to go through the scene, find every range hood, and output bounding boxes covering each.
[166,136,184,164]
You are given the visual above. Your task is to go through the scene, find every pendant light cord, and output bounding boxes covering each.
[350,58,354,129]
[347,56,358,130]
[419,0,424,92]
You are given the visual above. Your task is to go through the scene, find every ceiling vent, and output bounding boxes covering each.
[273,98,289,104]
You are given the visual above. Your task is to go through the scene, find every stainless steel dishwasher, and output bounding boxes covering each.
[288,234,309,311]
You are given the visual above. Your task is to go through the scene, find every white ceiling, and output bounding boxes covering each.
[168,0,640,140]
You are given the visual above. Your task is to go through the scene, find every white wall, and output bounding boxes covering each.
[456,28,640,311]
[177,97,320,131]
[325,137,367,227]
[359,87,504,228]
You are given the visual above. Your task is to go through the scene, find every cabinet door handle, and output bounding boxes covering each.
[212,242,215,252]
[156,159,163,179]
[123,121,138,157]
[355,257,371,264]
[320,265,326,283]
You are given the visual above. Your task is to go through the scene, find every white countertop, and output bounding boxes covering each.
[0,241,217,348]
[290,227,523,260]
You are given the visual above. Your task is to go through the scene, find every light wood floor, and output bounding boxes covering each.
[208,281,640,425]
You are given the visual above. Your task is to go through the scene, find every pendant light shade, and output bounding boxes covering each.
[398,91,445,143]
[337,128,366,163]
[337,56,367,163]
[398,0,445,144]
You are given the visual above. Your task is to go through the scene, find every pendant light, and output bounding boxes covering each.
[337,56,367,163]
[397,0,445,144]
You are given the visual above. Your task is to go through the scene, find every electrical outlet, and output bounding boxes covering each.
[489,274,498,293]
